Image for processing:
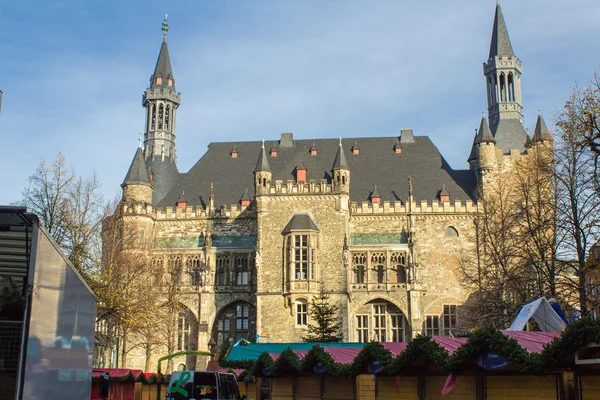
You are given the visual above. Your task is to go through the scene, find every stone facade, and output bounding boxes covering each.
[100,5,554,372]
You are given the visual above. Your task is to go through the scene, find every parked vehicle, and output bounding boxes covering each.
[0,206,97,399]
[166,370,250,400]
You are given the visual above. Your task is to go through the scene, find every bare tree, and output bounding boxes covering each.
[554,107,600,315]
[19,152,104,276]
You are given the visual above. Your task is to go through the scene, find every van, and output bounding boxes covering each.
[166,371,251,400]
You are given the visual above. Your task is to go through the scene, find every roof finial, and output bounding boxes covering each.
[538,108,542,116]
[262,140,265,149]
[339,137,342,146]
[138,132,143,148]
[161,14,170,40]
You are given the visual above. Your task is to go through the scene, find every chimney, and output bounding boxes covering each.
[280,132,294,148]
[295,162,307,184]
[371,186,381,205]
[230,145,238,159]
[400,128,415,144]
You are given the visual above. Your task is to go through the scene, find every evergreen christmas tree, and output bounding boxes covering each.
[303,281,343,342]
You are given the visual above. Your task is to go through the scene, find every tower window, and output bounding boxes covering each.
[156,76,163,85]
[165,105,171,131]
[158,104,164,130]
[508,72,515,102]
[151,105,157,130]
[168,77,173,86]
[499,72,507,102]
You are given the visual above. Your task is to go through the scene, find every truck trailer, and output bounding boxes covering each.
[0,206,97,400]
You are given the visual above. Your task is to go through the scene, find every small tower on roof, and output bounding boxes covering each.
[254,141,272,195]
[332,138,350,193]
[475,115,497,187]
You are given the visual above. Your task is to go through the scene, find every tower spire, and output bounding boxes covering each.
[488,3,514,59]
[141,16,182,205]
[483,3,528,154]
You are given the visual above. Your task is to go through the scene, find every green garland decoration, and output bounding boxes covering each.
[219,320,600,378]
[389,335,451,375]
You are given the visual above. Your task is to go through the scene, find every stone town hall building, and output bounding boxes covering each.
[104,4,553,370]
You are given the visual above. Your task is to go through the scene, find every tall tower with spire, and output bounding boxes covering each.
[483,3,529,154]
[142,15,182,204]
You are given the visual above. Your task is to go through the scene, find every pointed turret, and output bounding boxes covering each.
[532,114,553,142]
[254,142,272,195]
[475,116,496,145]
[123,148,152,186]
[151,40,175,89]
[332,139,350,193]
[122,148,153,204]
[332,138,348,170]
[489,3,514,59]
[255,141,271,172]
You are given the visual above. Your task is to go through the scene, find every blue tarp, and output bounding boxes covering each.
[226,341,364,361]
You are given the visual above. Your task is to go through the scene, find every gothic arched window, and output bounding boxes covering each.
[508,72,515,102]
[216,254,230,286]
[499,72,507,102]
[352,252,367,284]
[165,105,171,131]
[444,226,459,237]
[371,252,386,284]
[391,252,407,283]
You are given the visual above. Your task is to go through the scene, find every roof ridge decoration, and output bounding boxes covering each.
[489,3,515,58]
[332,138,349,170]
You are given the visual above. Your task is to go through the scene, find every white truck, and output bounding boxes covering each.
[0,206,97,400]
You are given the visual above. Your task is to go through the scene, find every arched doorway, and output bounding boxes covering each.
[211,301,256,347]
[353,299,408,342]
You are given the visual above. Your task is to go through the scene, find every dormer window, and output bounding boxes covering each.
[155,76,163,85]
[352,141,360,155]
[270,146,278,157]
[168,77,173,86]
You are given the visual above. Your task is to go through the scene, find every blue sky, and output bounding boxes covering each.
[1,0,599,204]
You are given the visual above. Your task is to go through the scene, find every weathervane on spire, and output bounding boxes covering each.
[162,14,170,39]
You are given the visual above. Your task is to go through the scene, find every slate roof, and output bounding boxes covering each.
[123,148,152,186]
[147,158,181,205]
[151,39,175,90]
[489,4,514,58]
[157,135,477,208]
[492,118,530,154]
[282,213,320,234]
